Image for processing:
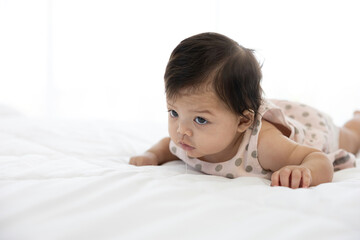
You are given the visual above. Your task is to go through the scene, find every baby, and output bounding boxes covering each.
[130,32,359,189]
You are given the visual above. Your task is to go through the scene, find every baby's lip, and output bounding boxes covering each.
[178,141,195,151]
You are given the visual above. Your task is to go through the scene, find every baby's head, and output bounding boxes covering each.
[164,32,263,121]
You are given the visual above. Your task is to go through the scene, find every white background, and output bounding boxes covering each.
[0,0,359,125]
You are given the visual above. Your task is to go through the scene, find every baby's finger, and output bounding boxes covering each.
[290,169,302,189]
[129,157,137,166]
[130,156,142,166]
[301,170,312,188]
[271,171,280,186]
[279,168,291,187]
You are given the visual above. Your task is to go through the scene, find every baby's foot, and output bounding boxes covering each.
[354,111,360,117]
[332,150,356,171]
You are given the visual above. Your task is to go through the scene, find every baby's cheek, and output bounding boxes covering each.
[200,138,227,154]
[168,125,177,140]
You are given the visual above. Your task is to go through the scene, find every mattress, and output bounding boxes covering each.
[0,107,359,240]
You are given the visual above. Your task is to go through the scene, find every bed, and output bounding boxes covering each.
[0,106,359,240]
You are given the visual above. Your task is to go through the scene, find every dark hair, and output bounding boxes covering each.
[164,32,263,120]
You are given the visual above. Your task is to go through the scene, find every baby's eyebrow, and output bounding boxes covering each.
[166,102,215,116]
[166,102,175,108]
[192,110,214,116]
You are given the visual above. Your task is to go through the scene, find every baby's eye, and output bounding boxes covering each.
[168,110,178,118]
[194,117,208,125]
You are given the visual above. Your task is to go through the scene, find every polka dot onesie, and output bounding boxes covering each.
[169,99,357,179]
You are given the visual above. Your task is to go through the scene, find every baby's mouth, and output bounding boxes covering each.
[178,141,195,151]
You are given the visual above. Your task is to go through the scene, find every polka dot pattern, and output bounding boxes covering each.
[245,166,253,172]
[215,164,223,172]
[226,173,234,179]
[195,164,202,171]
[294,127,299,134]
[235,158,242,167]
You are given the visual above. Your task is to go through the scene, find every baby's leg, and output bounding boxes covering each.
[339,111,360,154]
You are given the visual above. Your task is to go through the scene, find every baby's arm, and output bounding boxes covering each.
[129,137,178,166]
[258,120,333,188]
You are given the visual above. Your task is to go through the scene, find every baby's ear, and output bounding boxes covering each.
[237,110,254,132]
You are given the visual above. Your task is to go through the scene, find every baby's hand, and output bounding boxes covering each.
[271,165,312,189]
[129,152,159,166]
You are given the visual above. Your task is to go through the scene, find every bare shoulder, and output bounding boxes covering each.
[258,119,285,138]
[257,120,298,171]
[259,119,278,133]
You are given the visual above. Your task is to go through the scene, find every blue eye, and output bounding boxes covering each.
[194,117,208,125]
[169,110,178,118]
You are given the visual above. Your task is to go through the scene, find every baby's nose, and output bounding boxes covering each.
[177,122,192,137]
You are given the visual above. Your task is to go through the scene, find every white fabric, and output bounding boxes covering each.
[0,108,360,240]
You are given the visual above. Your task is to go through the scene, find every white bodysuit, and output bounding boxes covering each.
[169,99,357,179]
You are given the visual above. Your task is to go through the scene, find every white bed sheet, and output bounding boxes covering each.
[0,110,360,240]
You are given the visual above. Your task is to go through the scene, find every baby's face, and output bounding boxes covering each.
[167,91,244,163]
